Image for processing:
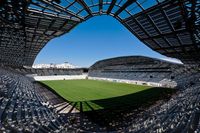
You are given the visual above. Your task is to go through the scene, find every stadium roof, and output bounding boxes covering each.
[90,55,183,69]
[0,0,199,67]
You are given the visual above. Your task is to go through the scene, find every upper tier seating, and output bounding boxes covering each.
[88,56,199,87]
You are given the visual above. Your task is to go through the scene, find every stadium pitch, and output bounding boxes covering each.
[40,79,174,112]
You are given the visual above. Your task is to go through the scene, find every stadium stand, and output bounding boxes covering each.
[16,68,85,76]
[15,67,88,81]
[0,66,200,132]
[126,82,200,133]
[0,67,102,132]
[88,56,199,88]
[0,0,200,132]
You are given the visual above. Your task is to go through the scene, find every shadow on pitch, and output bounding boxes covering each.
[71,87,175,131]
[74,87,174,112]
[37,81,175,131]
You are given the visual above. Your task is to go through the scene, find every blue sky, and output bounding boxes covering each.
[34,15,180,67]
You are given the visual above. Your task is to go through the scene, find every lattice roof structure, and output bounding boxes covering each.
[0,0,199,67]
[89,56,183,70]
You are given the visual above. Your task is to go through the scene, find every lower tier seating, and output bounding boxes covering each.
[0,67,200,132]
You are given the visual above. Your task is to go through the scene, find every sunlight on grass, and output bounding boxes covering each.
[40,79,174,111]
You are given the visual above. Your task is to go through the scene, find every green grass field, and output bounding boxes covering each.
[40,79,174,111]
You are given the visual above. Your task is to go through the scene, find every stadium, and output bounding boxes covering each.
[0,0,200,132]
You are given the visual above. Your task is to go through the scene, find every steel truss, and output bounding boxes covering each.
[0,0,199,67]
